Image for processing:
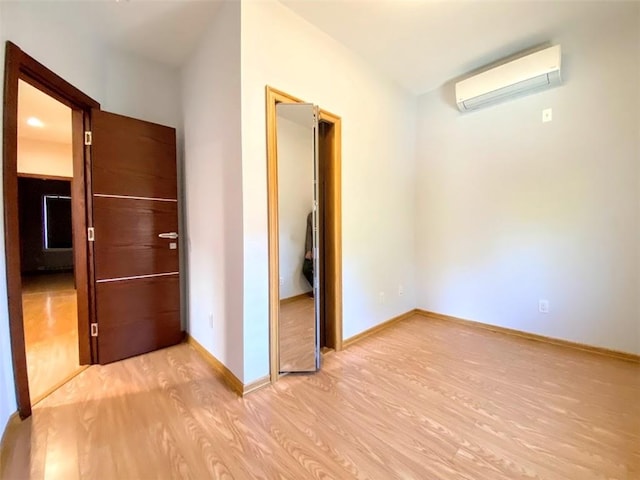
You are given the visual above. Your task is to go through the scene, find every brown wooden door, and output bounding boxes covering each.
[91,110,182,364]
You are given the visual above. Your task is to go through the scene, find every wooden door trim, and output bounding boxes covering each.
[72,109,92,366]
[318,110,342,353]
[3,41,99,418]
[17,172,73,181]
[85,108,99,360]
[265,86,343,383]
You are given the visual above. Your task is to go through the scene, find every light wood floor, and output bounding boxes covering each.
[279,295,316,371]
[1,314,638,479]
[22,273,81,403]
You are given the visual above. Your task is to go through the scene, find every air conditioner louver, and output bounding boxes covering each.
[456,45,562,112]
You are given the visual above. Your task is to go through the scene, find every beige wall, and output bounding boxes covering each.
[415,3,640,354]
[17,138,73,178]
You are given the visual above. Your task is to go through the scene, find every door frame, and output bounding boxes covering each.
[265,86,343,383]
[3,41,99,418]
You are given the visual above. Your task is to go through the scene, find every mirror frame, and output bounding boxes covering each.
[265,86,343,383]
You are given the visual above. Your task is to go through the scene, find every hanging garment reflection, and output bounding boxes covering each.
[303,211,313,292]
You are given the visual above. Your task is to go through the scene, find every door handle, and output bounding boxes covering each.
[158,232,179,239]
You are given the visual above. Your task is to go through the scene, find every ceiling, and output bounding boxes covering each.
[280,1,631,95]
[16,0,224,68]
[9,1,631,98]
[18,80,72,145]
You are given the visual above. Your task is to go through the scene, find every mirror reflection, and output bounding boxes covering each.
[276,103,318,372]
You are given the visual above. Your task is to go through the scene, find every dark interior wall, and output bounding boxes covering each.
[18,177,73,274]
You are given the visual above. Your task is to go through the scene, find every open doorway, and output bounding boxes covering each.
[4,42,99,418]
[5,43,183,418]
[17,80,84,403]
[317,118,340,352]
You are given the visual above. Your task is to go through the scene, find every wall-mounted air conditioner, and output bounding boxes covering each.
[455,45,562,112]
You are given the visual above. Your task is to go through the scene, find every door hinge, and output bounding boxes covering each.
[91,323,98,337]
[87,227,95,242]
[84,131,92,146]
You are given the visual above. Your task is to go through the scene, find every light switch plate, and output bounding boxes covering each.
[542,108,553,123]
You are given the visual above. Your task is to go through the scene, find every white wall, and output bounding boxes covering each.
[241,0,417,382]
[277,115,314,299]
[0,2,182,417]
[103,48,181,130]
[181,1,244,380]
[17,139,73,178]
[0,3,181,129]
[416,3,640,354]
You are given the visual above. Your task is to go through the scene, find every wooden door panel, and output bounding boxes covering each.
[92,111,177,199]
[96,276,181,364]
[93,197,178,280]
[91,109,181,364]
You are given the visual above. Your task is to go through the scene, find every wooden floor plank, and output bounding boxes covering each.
[279,295,315,372]
[22,273,82,403]
[1,314,638,479]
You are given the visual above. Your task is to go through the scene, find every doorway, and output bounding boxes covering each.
[16,79,87,403]
[3,44,98,417]
[4,42,184,418]
[317,118,340,352]
[265,86,343,382]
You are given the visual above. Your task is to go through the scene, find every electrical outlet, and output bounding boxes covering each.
[208,312,213,328]
[398,284,404,296]
[378,292,385,304]
[539,300,549,314]
[279,277,284,287]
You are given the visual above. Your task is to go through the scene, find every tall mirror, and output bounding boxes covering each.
[276,103,320,373]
